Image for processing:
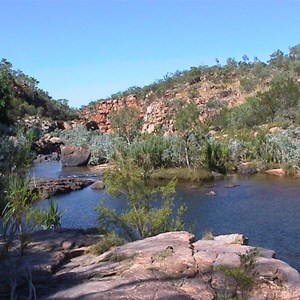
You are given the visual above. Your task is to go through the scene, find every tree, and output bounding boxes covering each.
[174,101,201,169]
[110,106,142,144]
[0,60,13,124]
[257,78,300,122]
[96,160,186,241]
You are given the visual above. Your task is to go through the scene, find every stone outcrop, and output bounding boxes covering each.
[33,134,64,154]
[1,230,298,299]
[18,115,65,133]
[31,177,95,198]
[60,146,91,167]
[80,80,244,134]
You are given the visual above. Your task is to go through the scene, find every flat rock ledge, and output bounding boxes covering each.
[0,231,299,299]
[31,177,95,198]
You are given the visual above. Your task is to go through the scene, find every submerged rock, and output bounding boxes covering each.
[237,164,258,175]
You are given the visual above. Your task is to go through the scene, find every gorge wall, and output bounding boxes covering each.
[81,80,245,134]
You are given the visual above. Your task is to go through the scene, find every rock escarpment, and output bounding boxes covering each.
[1,230,299,299]
[81,80,243,134]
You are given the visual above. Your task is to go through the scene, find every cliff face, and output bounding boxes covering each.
[81,80,246,134]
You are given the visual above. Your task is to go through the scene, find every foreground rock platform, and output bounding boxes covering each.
[0,230,299,299]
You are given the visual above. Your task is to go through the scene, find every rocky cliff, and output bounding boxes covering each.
[81,80,246,134]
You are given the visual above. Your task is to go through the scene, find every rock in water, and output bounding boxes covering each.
[90,180,105,189]
[60,146,91,167]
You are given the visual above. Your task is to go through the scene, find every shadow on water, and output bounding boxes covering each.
[31,162,300,271]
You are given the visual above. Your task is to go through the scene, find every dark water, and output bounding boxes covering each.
[31,162,300,271]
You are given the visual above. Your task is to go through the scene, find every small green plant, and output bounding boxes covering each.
[89,232,125,255]
[202,230,214,240]
[41,199,63,230]
[152,247,173,262]
[218,248,259,298]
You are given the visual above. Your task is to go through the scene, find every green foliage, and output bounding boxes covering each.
[174,101,202,168]
[239,77,258,92]
[0,58,77,124]
[89,232,125,255]
[41,199,63,230]
[96,160,186,241]
[202,230,214,240]
[110,106,142,144]
[201,137,229,173]
[1,175,40,256]
[0,59,13,124]
[54,126,114,164]
[218,249,259,298]
[257,77,300,122]
[150,167,212,182]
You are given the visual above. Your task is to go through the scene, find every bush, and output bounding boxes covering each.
[89,232,125,255]
[96,160,186,241]
[54,126,113,164]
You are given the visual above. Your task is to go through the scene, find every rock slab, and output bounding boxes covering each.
[1,231,299,299]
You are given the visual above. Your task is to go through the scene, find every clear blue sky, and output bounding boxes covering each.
[1,0,300,108]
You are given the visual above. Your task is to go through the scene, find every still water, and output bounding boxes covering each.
[31,161,300,271]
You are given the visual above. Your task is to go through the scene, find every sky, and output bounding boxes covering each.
[1,0,300,108]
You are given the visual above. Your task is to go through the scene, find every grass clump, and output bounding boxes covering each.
[149,167,213,182]
[89,232,125,255]
[202,230,214,240]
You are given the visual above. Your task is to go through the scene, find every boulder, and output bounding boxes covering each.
[237,164,258,175]
[90,180,105,189]
[265,168,286,176]
[34,134,64,154]
[60,146,91,167]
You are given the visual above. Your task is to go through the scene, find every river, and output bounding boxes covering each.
[31,161,300,271]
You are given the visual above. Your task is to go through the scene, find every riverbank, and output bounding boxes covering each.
[1,229,299,299]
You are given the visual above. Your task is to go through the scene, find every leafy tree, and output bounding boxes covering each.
[174,101,201,168]
[96,160,186,241]
[110,106,142,144]
[0,60,13,124]
[257,77,300,122]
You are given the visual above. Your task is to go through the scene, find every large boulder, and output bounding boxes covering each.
[60,146,91,167]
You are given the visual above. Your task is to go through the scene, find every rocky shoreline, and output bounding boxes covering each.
[0,230,299,299]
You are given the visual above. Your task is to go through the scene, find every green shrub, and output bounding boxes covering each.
[89,232,125,255]
[96,160,186,241]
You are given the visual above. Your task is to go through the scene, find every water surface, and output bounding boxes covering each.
[32,162,300,271]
